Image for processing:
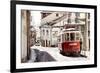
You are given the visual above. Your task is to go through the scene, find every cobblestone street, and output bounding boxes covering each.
[27,46,89,62]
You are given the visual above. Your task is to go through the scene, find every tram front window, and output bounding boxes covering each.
[66,33,69,41]
[70,33,75,41]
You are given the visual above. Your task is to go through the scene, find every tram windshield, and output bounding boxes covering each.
[76,33,80,40]
[70,33,75,41]
[62,32,80,42]
[58,30,81,42]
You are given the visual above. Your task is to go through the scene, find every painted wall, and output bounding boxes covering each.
[21,10,30,62]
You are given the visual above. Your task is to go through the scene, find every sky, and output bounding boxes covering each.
[30,11,41,38]
[30,11,41,27]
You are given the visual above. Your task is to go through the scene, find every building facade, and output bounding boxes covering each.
[40,24,52,47]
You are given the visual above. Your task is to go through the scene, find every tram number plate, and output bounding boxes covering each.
[69,43,77,46]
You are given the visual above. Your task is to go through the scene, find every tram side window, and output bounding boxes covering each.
[70,33,75,41]
[76,33,80,40]
[65,34,67,41]
[62,34,64,42]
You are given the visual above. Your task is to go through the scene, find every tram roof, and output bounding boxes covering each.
[62,28,79,31]
[57,28,80,36]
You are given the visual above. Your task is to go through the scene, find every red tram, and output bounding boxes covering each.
[58,28,83,55]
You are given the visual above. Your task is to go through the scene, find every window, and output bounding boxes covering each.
[62,34,64,42]
[67,12,72,23]
[89,39,90,50]
[88,31,90,37]
[88,13,90,19]
[76,33,80,40]
[66,33,70,41]
[75,13,80,23]
[70,33,75,41]
[88,21,90,31]
[67,18,71,23]
[56,13,59,17]
[65,34,67,41]
[43,29,45,35]
[58,36,61,42]
[75,18,79,23]
[68,12,72,17]
[75,12,80,17]
[46,30,49,35]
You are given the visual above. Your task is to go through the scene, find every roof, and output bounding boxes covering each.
[57,28,80,36]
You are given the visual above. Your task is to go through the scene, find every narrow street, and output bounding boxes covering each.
[21,11,91,63]
[27,46,88,63]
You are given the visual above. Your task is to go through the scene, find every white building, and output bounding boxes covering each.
[40,24,52,47]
